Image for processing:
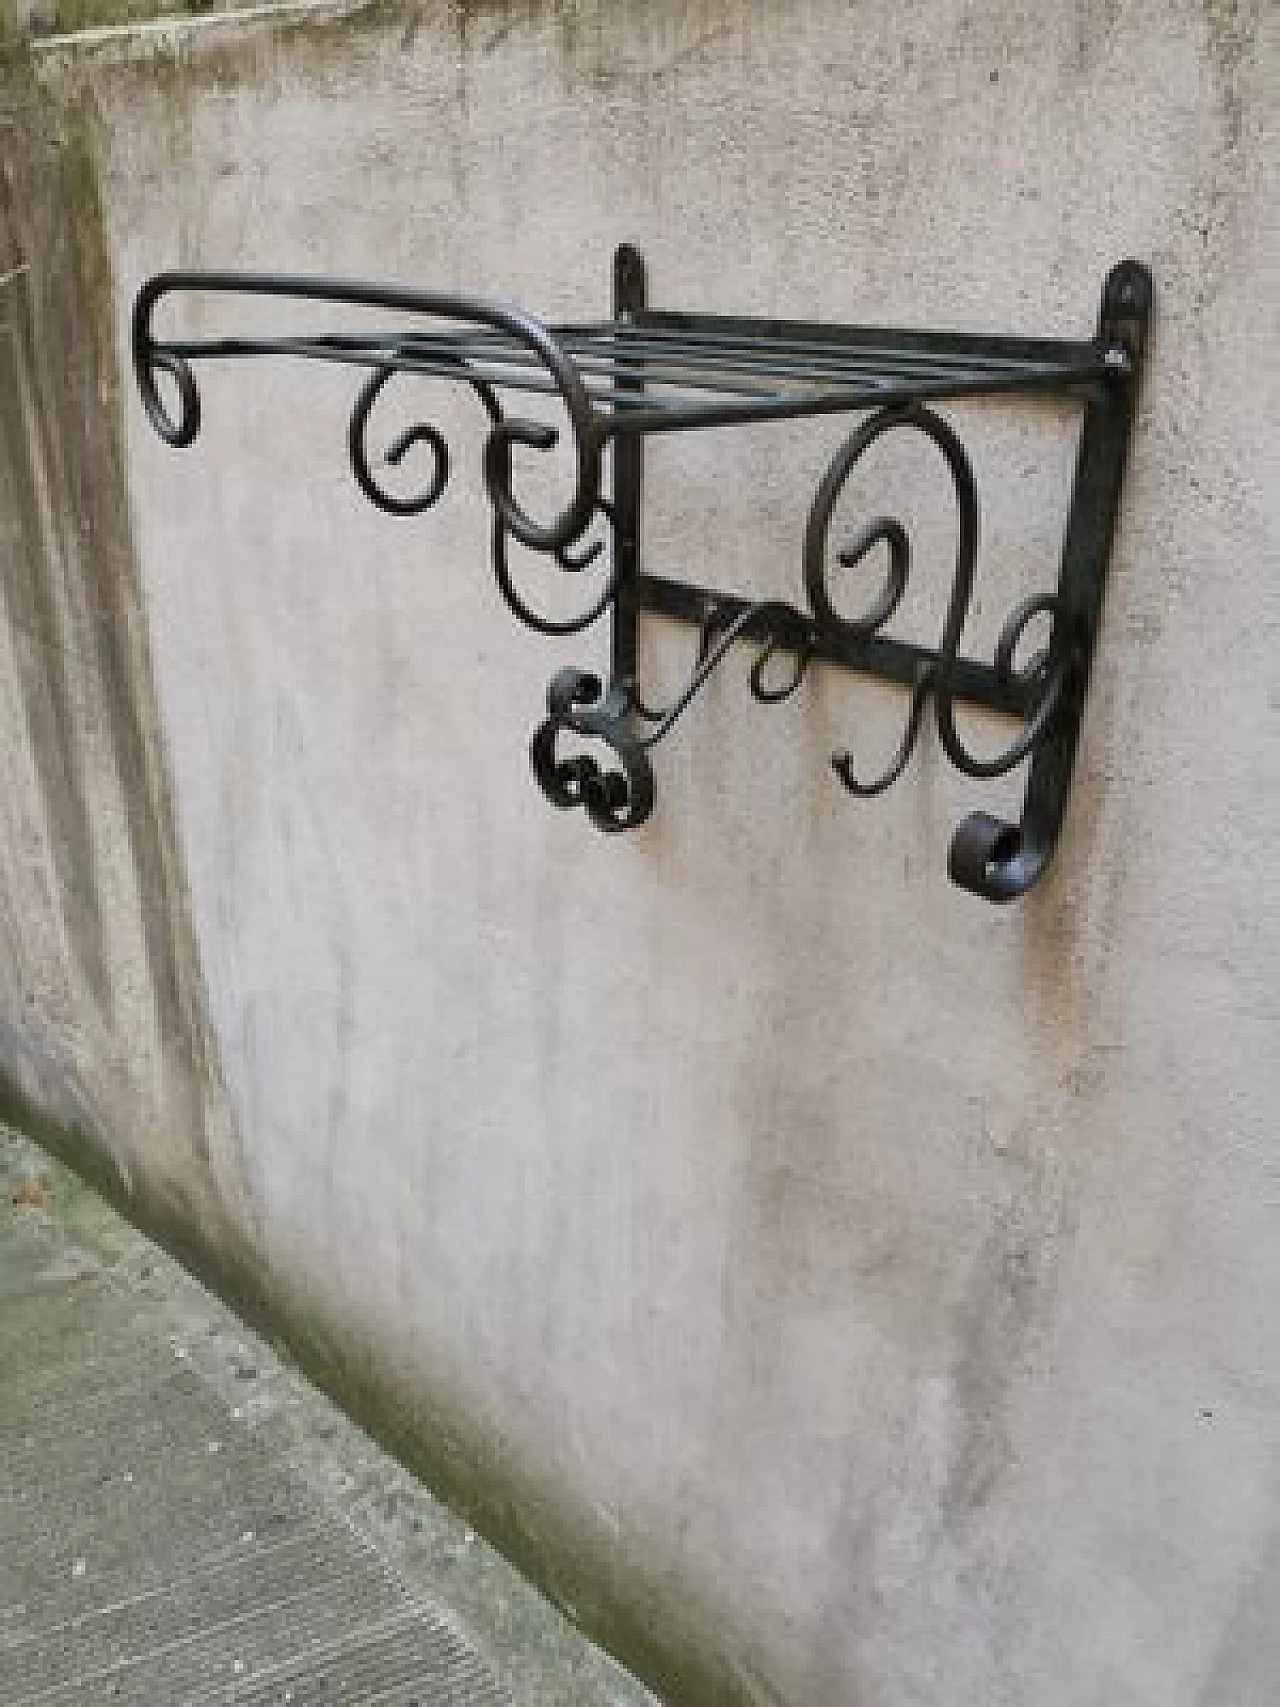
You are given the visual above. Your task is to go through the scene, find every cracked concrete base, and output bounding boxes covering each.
[0,1126,659,1707]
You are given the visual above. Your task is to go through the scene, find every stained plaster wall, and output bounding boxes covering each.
[3,2,1278,1703]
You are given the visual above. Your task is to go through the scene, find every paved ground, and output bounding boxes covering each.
[0,1126,657,1707]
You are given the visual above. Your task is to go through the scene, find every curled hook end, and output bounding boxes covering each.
[831,749,887,798]
[556,535,604,573]
[494,502,619,637]
[830,663,934,799]
[350,368,450,515]
[546,666,603,715]
[748,631,813,705]
[484,414,601,554]
[138,347,202,448]
[948,810,1052,903]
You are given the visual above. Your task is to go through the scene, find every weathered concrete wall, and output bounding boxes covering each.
[0,62,261,1286]
[3,2,1278,1702]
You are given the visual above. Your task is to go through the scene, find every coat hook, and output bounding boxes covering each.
[831,663,935,798]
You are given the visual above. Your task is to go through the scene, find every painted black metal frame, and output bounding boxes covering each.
[132,243,1151,902]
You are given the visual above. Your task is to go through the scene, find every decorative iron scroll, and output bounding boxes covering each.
[131,247,1151,902]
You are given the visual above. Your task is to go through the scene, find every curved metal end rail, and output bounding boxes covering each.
[131,246,1151,904]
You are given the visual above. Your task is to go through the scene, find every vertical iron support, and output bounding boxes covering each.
[948,259,1153,901]
[610,244,646,693]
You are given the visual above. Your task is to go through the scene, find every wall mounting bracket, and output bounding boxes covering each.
[132,243,1151,901]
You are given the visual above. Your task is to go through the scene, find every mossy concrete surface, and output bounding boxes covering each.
[0,1123,658,1706]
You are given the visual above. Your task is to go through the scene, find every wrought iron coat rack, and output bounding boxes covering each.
[132,244,1151,902]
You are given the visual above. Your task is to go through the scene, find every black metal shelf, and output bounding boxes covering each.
[152,310,1117,431]
[132,243,1151,902]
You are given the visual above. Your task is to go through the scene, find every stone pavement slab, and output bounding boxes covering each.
[1,1128,657,1707]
